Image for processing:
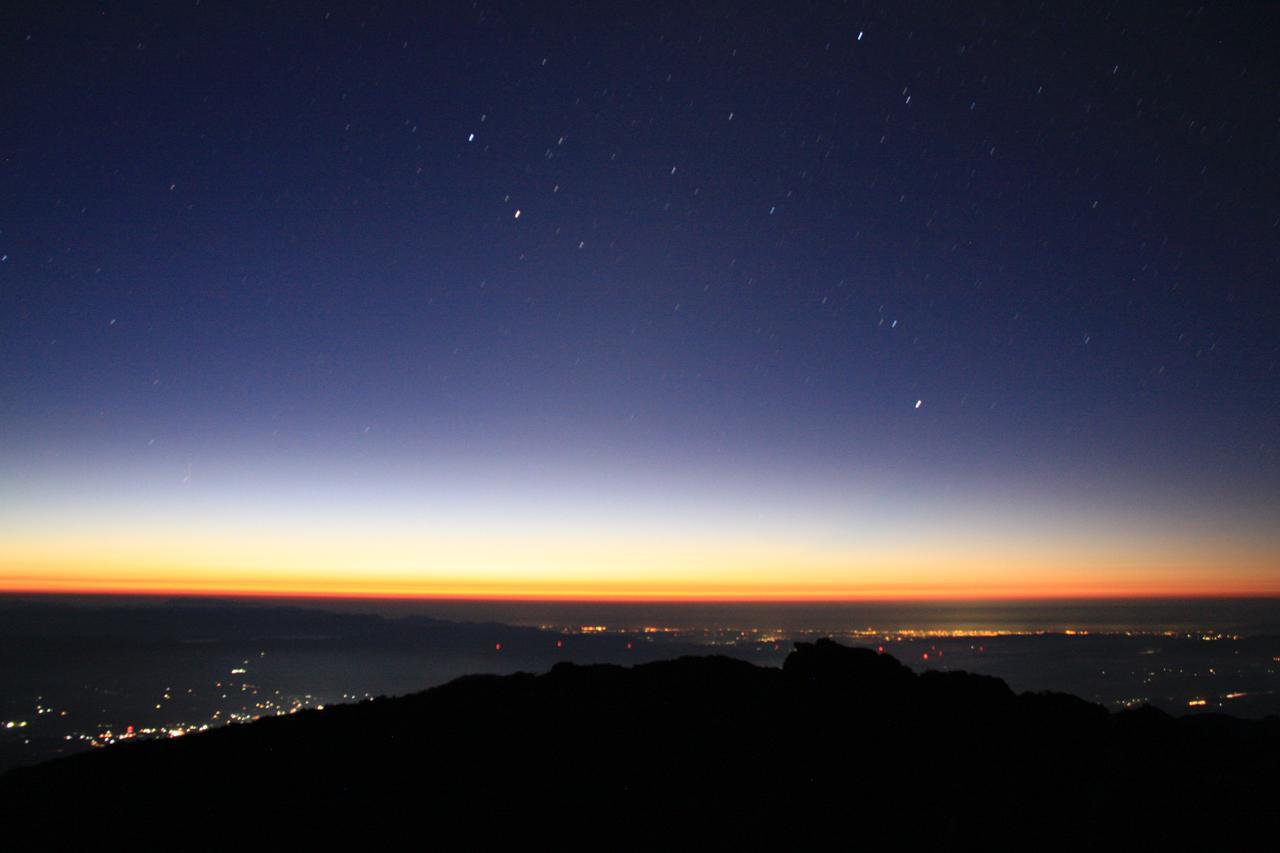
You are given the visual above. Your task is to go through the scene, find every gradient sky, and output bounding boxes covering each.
[2,2,1278,599]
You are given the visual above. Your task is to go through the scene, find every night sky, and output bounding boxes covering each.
[3,2,1278,598]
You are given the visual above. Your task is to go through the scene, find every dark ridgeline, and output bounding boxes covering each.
[2,639,1276,848]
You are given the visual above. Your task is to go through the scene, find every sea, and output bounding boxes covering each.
[303,596,1280,637]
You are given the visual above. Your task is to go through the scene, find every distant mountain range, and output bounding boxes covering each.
[3,638,1277,848]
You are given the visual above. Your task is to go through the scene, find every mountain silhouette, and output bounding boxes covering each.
[2,638,1276,849]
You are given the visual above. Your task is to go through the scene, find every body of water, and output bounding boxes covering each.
[275,596,1280,637]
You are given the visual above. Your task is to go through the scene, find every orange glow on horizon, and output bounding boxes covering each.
[4,502,1277,602]
[2,575,1277,602]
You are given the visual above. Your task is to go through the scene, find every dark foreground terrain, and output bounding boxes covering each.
[3,639,1277,849]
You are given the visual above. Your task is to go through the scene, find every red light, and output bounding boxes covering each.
[626,642,632,650]
[922,652,929,661]
[556,640,562,648]
[126,725,134,735]
[877,645,884,654]
[494,643,502,651]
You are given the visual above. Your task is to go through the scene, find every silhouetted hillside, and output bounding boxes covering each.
[2,639,1277,849]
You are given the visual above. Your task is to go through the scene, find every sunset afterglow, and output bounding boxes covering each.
[3,451,1276,599]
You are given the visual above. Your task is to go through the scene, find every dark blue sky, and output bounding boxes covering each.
[2,2,1278,597]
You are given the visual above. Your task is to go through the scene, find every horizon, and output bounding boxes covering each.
[6,589,1280,604]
